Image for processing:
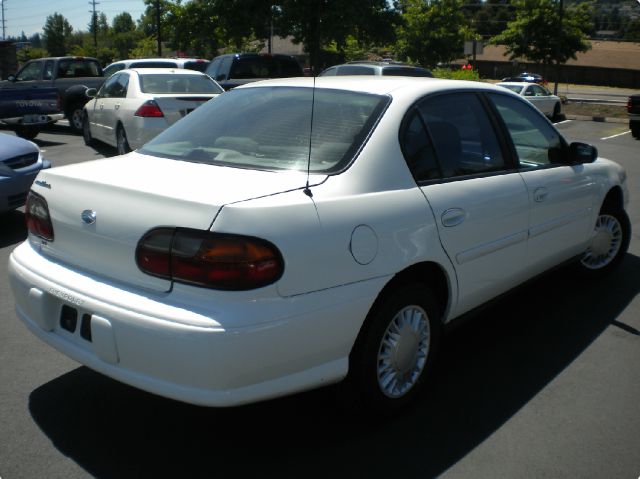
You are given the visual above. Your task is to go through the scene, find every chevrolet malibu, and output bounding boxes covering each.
[9,77,630,412]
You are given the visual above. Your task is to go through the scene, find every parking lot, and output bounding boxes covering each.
[1,119,639,478]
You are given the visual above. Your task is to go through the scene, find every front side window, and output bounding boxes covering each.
[17,61,42,81]
[139,86,389,173]
[99,73,127,98]
[410,92,507,179]
[489,93,565,169]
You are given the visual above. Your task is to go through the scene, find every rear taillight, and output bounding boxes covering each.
[25,191,54,241]
[136,228,284,290]
[135,100,164,118]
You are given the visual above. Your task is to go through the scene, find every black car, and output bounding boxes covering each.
[501,72,546,84]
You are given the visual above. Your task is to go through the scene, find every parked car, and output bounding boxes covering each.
[0,57,105,132]
[497,81,562,120]
[0,133,51,214]
[320,61,433,77]
[103,58,211,78]
[501,72,546,84]
[205,53,303,90]
[82,68,224,154]
[627,94,640,139]
[0,86,62,140]
[9,77,630,413]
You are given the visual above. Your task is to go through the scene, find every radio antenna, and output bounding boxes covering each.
[303,75,316,198]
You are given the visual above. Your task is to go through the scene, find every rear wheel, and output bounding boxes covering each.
[631,123,640,139]
[345,283,442,413]
[66,105,84,132]
[552,102,562,122]
[576,205,630,278]
[116,125,131,155]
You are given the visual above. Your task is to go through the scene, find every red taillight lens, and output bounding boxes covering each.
[25,191,54,241]
[136,228,284,290]
[134,100,164,118]
[628,98,632,113]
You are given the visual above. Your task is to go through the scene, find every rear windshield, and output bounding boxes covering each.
[499,84,524,94]
[57,59,102,78]
[382,67,433,77]
[138,74,224,94]
[229,56,302,79]
[139,86,389,173]
[182,60,210,72]
[130,61,178,69]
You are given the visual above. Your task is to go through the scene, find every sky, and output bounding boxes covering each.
[1,0,147,39]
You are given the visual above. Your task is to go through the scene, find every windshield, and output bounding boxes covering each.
[139,86,389,173]
[139,74,224,94]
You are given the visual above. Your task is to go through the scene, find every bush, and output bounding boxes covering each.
[432,66,480,81]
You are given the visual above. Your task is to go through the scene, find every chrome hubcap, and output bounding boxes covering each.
[581,214,622,270]
[377,305,430,398]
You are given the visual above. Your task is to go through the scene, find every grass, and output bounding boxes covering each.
[562,102,627,119]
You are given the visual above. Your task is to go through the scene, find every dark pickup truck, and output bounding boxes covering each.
[0,86,61,139]
[0,56,105,132]
[628,94,640,139]
[205,53,304,90]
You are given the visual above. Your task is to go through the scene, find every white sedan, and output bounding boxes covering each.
[82,68,224,154]
[497,81,562,120]
[10,77,630,412]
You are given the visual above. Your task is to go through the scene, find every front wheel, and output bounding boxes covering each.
[345,283,442,413]
[576,206,630,278]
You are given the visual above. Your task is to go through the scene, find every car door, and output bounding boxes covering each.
[99,72,130,145]
[488,93,598,275]
[402,92,531,316]
[90,75,117,142]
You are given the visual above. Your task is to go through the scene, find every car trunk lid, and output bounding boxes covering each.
[30,152,316,292]
[152,95,219,125]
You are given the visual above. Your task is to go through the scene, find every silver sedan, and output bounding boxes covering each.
[497,81,562,120]
[82,68,224,154]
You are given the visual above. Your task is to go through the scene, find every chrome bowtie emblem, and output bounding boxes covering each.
[81,210,97,225]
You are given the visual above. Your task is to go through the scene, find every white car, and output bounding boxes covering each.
[102,58,211,77]
[497,81,562,120]
[9,77,630,412]
[82,68,224,154]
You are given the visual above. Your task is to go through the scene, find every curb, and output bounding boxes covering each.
[563,114,628,124]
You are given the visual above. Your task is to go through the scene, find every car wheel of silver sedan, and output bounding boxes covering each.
[116,125,131,155]
[346,283,441,413]
[577,205,630,277]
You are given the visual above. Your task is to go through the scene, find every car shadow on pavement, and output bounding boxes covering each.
[0,210,27,248]
[28,254,640,478]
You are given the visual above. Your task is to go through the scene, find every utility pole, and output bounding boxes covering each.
[89,0,99,53]
[1,0,7,41]
[155,0,161,57]
[553,0,564,95]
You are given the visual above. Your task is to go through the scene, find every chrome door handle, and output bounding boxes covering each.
[441,208,466,227]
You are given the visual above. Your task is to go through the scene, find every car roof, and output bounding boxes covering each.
[127,68,210,75]
[237,76,506,97]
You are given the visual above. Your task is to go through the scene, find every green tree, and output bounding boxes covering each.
[42,13,73,56]
[395,0,470,68]
[490,0,593,76]
[112,12,141,59]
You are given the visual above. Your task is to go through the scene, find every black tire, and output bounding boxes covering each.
[575,204,630,278]
[116,124,131,155]
[66,106,84,132]
[552,102,562,122]
[631,124,640,139]
[344,283,442,413]
[14,125,40,140]
[82,111,94,146]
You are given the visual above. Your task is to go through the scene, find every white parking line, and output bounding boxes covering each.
[600,130,631,140]
[554,120,572,125]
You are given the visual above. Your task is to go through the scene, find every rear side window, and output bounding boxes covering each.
[405,92,507,179]
[140,86,389,173]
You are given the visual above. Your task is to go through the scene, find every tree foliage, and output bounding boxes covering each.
[42,13,73,56]
[490,0,593,71]
[395,0,471,68]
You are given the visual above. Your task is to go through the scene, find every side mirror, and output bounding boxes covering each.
[7,74,16,82]
[86,88,97,98]
[568,142,597,164]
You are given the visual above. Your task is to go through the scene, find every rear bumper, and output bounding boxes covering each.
[8,240,380,406]
[1,113,64,126]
